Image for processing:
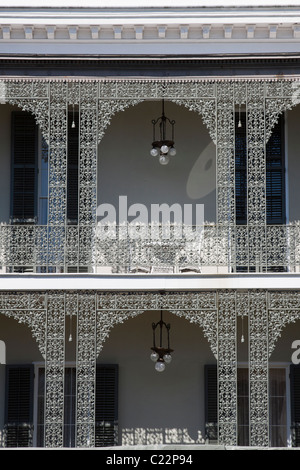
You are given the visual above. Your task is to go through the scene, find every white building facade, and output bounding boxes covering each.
[1,1,300,449]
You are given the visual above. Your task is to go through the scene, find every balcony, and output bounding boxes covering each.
[0,222,299,274]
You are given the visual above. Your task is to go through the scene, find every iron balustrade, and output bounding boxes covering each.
[0,222,299,273]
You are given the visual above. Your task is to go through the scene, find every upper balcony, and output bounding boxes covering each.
[1,222,300,274]
[0,77,300,281]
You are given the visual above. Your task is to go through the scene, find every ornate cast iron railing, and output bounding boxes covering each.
[0,222,300,274]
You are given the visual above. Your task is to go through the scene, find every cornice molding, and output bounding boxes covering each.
[1,22,300,42]
[1,6,300,56]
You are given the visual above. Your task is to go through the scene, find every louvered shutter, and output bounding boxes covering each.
[204,364,218,442]
[290,364,300,447]
[95,364,118,447]
[235,112,285,225]
[5,365,34,447]
[266,114,286,224]
[11,112,38,224]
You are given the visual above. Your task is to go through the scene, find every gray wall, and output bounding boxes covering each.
[2,101,300,225]
[97,100,216,225]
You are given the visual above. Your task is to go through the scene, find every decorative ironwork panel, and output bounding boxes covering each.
[96,290,217,356]
[98,98,143,143]
[268,291,300,356]
[4,80,50,142]
[172,98,216,143]
[247,81,267,226]
[217,290,237,446]
[79,82,98,226]
[0,291,46,356]
[48,82,68,226]
[76,292,97,448]
[4,288,300,448]
[246,82,268,272]
[216,82,235,225]
[44,291,65,448]
[248,290,269,447]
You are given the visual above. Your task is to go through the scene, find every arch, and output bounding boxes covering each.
[268,308,300,357]
[96,306,217,359]
[1,77,299,149]
[0,302,46,359]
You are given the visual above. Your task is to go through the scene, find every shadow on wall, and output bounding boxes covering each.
[121,427,205,446]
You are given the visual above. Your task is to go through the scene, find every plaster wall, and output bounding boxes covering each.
[98,311,215,446]
[1,101,300,225]
[0,304,299,446]
[97,100,216,225]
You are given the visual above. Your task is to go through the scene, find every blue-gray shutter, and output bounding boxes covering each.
[11,111,38,224]
[290,364,300,447]
[266,114,286,224]
[235,112,285,225]
[204,364,218,442]
[95,364,119,447]
[5,364,34,447]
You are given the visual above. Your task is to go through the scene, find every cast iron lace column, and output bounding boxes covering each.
[246,82,269,447]
[44,81,68,447]
[76,292,97,447]
[248,290,269,446]
[215,82,238,446]
[78,82,98,269]
[217,291,237,445]
[48,82,68,268]
[44,292,66,448]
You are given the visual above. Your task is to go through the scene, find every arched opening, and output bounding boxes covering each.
[97,309,215,446]
[97,100,216,226]
[0,312,44,447]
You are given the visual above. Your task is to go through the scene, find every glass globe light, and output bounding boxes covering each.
[159,154,169,165]
[160,144,169,154]
[150,351,159,362]
[155,361,166,372]
[169,147,176,157]
[150,147,159,157]
[163,353,172,364]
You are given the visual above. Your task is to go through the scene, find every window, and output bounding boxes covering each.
[36,364,118,447]
[205,365,289,447]
[237,368,287,447]
[266,117,286,224]
[11,111,38,224]
[5,365,34,447]
[290,364,300,446]
[204,364,218,442]
[235,112,286,225]
[269,368,287,446]
[11,110,79,226]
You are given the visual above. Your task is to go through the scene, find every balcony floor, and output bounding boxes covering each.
[1,271,300,291]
